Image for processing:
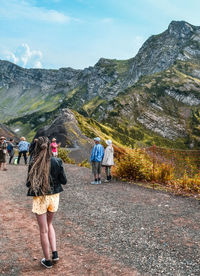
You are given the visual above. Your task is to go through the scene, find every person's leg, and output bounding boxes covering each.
[17,152,22,164]
[23,151,27,164]
[36,213,51,260]
[9,154,12,164]
[97,162,102,183]
[2,162,7,170]
[91,162,98,184]
[11,153,15,163]
[47,212,56,252]
[108,166,111,181]
[105,166,108,178]
[104,166,108,182]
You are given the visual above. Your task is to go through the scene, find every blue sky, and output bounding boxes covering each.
[0,0,199,69]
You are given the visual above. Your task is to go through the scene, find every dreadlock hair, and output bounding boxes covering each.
[28,136,52,196]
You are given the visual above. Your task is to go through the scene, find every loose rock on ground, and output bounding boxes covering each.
[0,163,199,276]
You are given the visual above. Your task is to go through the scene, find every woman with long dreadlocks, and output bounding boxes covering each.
[26,136,67,269]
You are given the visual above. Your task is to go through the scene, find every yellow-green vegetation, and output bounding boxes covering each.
[57,148,75,164]
[73,110,133,148]
[96,58,131,76]
[73,109,188,149]
[169,172,200,194]
[114,148,153,181]
[19,93,64,114]
[113,147,200,196]
[82,96,105,116]
[65,87,80,100]
[191,108,200,141]
[78,159,91,168]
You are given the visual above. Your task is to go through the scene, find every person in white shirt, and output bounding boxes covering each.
[102,140,114,182]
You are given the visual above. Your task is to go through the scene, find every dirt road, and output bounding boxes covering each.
[0,163,199,275]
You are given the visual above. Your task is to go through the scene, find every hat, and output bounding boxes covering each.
[106,139,112,146]
[94,137,101,142]
[0,136,5,140]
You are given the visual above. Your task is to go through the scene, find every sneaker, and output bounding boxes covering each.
[52,251,59,261]
[104,179,110,183]
[41,258,53,269]
[97,180,102,184]
[90,181,98,184]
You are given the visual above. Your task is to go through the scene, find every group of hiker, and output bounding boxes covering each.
[1,134,114,269]
[90,137,114,184]
[0,136,60,170]
[0,136,30,170]
[1,134,114,183]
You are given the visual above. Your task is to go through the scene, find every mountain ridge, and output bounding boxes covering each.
[1,20,200,148]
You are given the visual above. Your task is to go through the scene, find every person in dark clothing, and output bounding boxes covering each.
[0,136,7,170]
[26,136,67,269]
[7,138,15,164]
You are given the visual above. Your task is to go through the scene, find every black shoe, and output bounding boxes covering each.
[41,258,53,268]
[52,251,59,261]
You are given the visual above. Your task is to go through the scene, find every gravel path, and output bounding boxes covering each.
[0,163,200,276]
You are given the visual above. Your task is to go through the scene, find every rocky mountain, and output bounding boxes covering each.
[0,123,20,142]
[1,20,200,148]
[90,60,200,148]
[127,21,200,86]
[35,109,93,162]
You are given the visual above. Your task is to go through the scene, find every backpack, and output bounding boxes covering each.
[7,144,12,152]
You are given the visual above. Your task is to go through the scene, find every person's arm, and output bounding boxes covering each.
[90,146,95,162]
[101,145,104,160]
[58,159,67,184]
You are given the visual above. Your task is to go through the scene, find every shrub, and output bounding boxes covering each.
[169,172,200,193]
[114,148,153,181]
[78,159,91,169]
[155,163,174,183]
[57,148,75,164]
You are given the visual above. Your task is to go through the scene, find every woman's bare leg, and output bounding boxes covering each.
[47,212,56,252]
[36,213,50,260]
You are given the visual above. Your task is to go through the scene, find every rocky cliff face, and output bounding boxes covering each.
[1,20,200,148]
[35,109,93,162]
[91,60,200,147]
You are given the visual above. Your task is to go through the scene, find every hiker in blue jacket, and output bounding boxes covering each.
[17,137,30,165]
[90,137,104,184]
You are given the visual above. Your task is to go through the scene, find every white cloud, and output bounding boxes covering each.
[5,44,43,68]
[0,0,71,24]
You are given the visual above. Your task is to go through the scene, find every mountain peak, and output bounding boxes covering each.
[167,20,195,36]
